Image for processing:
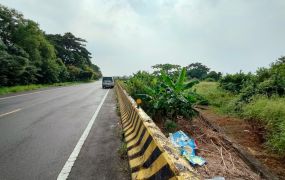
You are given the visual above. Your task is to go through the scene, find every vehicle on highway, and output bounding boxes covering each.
[102,76,114,89]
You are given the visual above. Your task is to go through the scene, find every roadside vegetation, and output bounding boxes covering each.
[121,63,218,132]
[0,4,102,89]
[194,57,285,155]
[122,57,285,155]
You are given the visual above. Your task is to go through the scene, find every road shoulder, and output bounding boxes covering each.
[68,89,130,180]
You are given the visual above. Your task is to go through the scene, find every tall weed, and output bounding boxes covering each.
[242,96,285,154]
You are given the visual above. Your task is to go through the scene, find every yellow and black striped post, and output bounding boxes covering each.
[116,83,200,180]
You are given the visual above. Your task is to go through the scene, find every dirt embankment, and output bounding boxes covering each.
[176,117,262,179]
[193,108,285,179]
[157,108,285,179]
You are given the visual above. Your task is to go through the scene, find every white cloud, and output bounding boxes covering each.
[1,0,285,76]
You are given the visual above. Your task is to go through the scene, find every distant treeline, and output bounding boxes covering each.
[0,4,102,86]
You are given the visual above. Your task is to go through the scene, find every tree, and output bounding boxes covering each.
[0,4,101,86]
[0,44,38,86]
[46,33,91,66]
[46,33,102,81]
[0,5,24,47]
[220,71,253,93]
[90,64,102,79]
[0,5,39,86]
[256,56,285,96]
[152,63,181,76]
[186,62,210,80]
[13,20,63,83]
[67,65,81,81]
[206,71,222,81]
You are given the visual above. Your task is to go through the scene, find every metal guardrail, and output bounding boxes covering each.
[116,83,200,180]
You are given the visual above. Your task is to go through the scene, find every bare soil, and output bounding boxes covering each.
[176,117,262,179]
[156,116,263,179]
[198,109,285,179]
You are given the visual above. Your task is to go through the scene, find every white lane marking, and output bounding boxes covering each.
[0,82,96,101]
[0,108,22,118]
[0,88,60,101]
[57,89,110,180]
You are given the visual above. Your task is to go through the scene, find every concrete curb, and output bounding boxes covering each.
[116,83,200,180]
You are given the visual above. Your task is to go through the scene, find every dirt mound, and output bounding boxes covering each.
[197,109,285,179]
[177,117,262,179]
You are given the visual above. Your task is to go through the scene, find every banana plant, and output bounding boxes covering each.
[161,67,199,93]
[135,67,200,121]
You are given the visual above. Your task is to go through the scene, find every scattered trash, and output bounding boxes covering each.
[206,176,225,180]
[186,154,206,166]
[169,130,206,166]
[176,118,262,179]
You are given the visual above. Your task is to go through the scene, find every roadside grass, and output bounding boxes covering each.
[116,117,131,177]
[0,81,94,96]
[193,82,238,115]
[242,96,285,154]
[117,141,128,160]
[194,81,285,155]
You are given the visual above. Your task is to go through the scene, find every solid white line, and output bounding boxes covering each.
[0,88,59,101]
[57,89,110,180]
[0,82,98,101]
[0,108,22,118]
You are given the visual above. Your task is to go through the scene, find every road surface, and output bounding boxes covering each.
[0,81,129,180]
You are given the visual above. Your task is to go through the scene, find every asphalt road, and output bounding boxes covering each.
[0,81,129,180]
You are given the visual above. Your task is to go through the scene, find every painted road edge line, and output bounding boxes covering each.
[0,82,99,101]
[0,108,22,118]
[57,89,110,180]
[0,87,58,101]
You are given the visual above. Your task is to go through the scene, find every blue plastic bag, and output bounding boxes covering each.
[169,130,206,166]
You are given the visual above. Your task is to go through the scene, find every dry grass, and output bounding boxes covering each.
[177,117,261,179]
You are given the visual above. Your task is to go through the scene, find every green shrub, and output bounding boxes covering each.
[117,141,128,159]
[242,96,285,154]
[219,72,253,93]
[220,57,285,98]
[256,57,285,96]
[205,71,222,81]
[195,81,285,154]
[204,77,216,82]
[164,120,178,133]
[124,68,199,122]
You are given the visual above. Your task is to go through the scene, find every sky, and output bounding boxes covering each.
[1,0,285,76]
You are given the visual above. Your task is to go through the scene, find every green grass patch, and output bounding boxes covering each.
[164,120,178,133]
[194,81,285,155]
[242,96,285,154]
[193,82,238,115]
[0,81,94,96]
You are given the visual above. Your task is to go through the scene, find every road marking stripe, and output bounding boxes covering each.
[0,108,22,118]
[0,89,60,101]
[0,83,86,101]
[57,89,110,180]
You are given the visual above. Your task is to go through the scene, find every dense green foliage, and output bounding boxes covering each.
[152,63,181,76]
[122,62,220,130]
[220,57,285,97]
[193,82,234,112]
[186,62,210,79]
[151,62,222,81]
[185,62,222,81]
[194,58,285,154]
[195,82,285,155]
[0,5,101,86]
[243,96,285,154]
[164,119,178,133]
[123,67,203,123]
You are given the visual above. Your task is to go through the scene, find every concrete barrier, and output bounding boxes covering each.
[116,83,200,180]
